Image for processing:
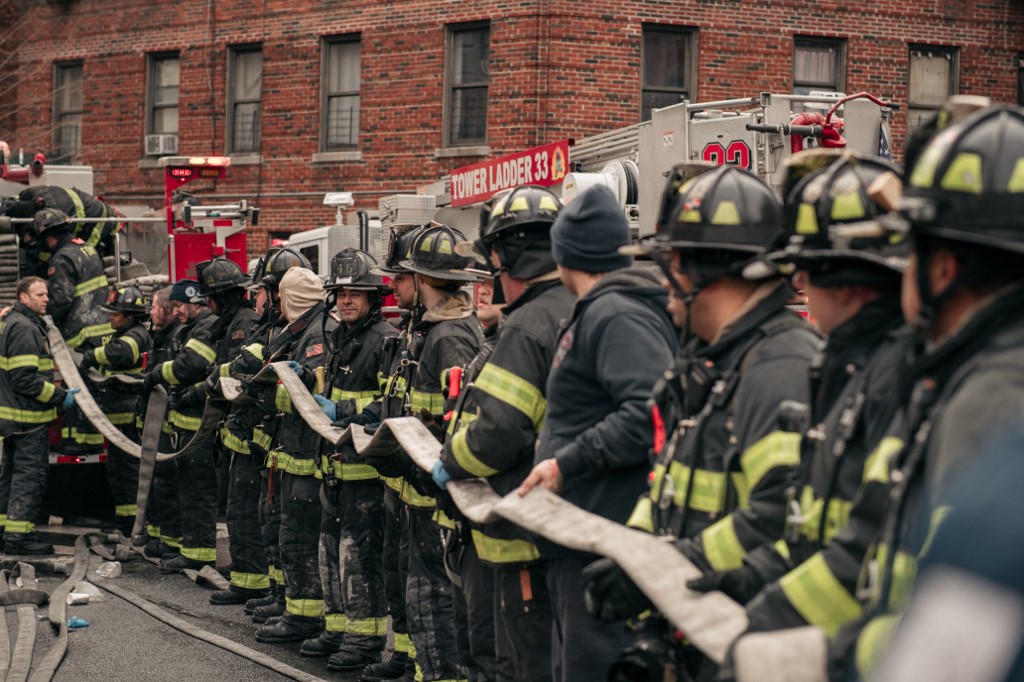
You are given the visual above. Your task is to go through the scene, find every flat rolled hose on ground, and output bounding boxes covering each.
[48,326,225,462]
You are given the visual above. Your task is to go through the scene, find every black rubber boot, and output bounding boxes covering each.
[255,615,324,644]
[244,590,279,615]
[250,598,286,624]
[299,630,344,657]
[359,654,409,682]
[327,648,381,672]
[4,533,54,556]
[159,554,213,573]
[210,586,271,606]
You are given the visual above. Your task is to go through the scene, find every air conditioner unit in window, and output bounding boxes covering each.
[145,134,178,156]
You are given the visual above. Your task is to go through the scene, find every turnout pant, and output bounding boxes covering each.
[454,541,497,682]
[226,452,269,591]
[175,428,218,563]
[280,471,324,619]
[107,422,141,534]
[260,466,284,589]
[406,506,464,682]
[0,426,49,536]
[382,489,412,659]
[494,563,553,682]
[147,430,182,548]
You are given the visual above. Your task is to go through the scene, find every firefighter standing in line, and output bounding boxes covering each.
[244,248,313,625]
[306,248,395,671]
[515,185,678,682]
[250,267,336,644]
[142,285,184,559]
[34,207,112,457]
[144,278,220,572]
[828,104,1024,681]
[432,185,576,682]
[80,285,152,537]
[0,276,78,555]
[581,166,819,678]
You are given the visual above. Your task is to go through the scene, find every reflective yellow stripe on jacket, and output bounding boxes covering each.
[470,528,541,564]
[0,354,52,371]
[474,363,545,430]
[329,387,379,412]
[74,275,109,297]
[779,553,863,636]
[66,323,115,349]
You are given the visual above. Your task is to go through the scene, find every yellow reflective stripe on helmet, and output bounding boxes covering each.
[180,546,217,561]
[325,613,348,633]
[796,203,819,235]
[680,209,702,223]
[626,496,655,532]
[66,323,115,349]
[855,614,901,679]
[909,141,946,188]
[701,516,745,571]
[0,354,47,370]
[346,616,388,636]
[740,431,801,492]
[449,427,498,478]
[0,406,56,423]
[230,571,271,590]
[286,598,325,617]
[35,381,56,403]
[275,385,292,413]
[115,503,137,517]
[940,152,984,194]
[474,363,545,430]
[63,187,86,218]
[273,451,319,476]
[710,200,741,225]
[74,274,109,297]
[779,553,863,637]
[831,191,866,221]
[409,389,444,415]
[220,427,251,455]
[470,529,541,564]
[4,519,35,533]
[184,338,217,363]
[863,436,903,484]
[1009,158,1024,192]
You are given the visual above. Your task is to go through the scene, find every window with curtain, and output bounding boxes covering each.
[642,26,696,121]
[908,46,958,133]
[322,37,361,149]
[793,37,845,95]
[228,47,263,153]
[446,23,490,146]
[54,61,84,159]
[148,54,180,135]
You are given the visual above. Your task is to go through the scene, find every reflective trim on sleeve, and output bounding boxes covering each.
[218,363,231,377]
[626,496,655,532]
[740,431,801,492]
[73,275,109,297]
[0,354,44,370]
[470,528,541,565]
[244,343,265,360]
[66,323,115,349]
[35,381,56,403]
[779,553,863,637]
[184,338,217,363]
[161,361,179,384]
[855,614,901,679]
[863,436,904,484]
[286,598,325,618]
[474,363,546,430]
[122,335,141,363]
[701,516,746,571]
[95,345,109,365]
[449,427,499,478]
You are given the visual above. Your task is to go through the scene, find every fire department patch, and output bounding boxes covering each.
[306,343,324,357]
[232,330,245,340]
[48,267,56,276]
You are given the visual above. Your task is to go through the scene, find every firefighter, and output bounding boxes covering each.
[692,152,912,644]
[303,248,395,669]
[580,165,819,676]
[1,184,122,272]
[80,285,152,536]
[142,285,184,559]
[249,266,336,644]
[828,104,1024,680]
[353,224,424,682]
[0,276,78,555]
[431,185,576,682]
[144,278,220,572]
[242,248,313,624]
[514,184,678,682]
[34,208,112,457]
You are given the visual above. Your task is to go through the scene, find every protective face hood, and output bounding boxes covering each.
[279,267,324,323]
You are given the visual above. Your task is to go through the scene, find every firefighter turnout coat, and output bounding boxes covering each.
[46,234,113,349]
[0,303,68,433]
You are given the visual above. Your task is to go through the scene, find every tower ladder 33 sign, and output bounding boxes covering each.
[701,140,752,170]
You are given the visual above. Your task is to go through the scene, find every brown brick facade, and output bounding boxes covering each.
[2,0,1022,254]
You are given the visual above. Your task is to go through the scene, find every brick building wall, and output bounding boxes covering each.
[2,0,1022,256]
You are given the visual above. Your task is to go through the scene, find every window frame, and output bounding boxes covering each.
[792,36,846,95]
[320,35,362,151]
[908,45,960,133]
[443,21,491,148]
[226,45,264,155]
[640,25,697,122]
[52,60,84,161]
[146,52,180,137]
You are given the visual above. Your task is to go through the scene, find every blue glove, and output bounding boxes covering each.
[313,394,336,421]
[432,460,452,490]
[62,387,80,409]
[286,360,304,378]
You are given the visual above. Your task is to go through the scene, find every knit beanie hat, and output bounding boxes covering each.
[169,279,202,304]
[550,185,632,273]
[279,267,324,322]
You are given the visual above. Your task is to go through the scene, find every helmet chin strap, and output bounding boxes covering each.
[646,250,707,348]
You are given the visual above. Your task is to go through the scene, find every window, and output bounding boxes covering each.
[322,37,361,149]
[908,46,958,133]
[53,61,84,159]
[641,26,696,121]
[148,54,180,135]
[228,47,263,153]
[793,37,845,95]
[445,23,490,146]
